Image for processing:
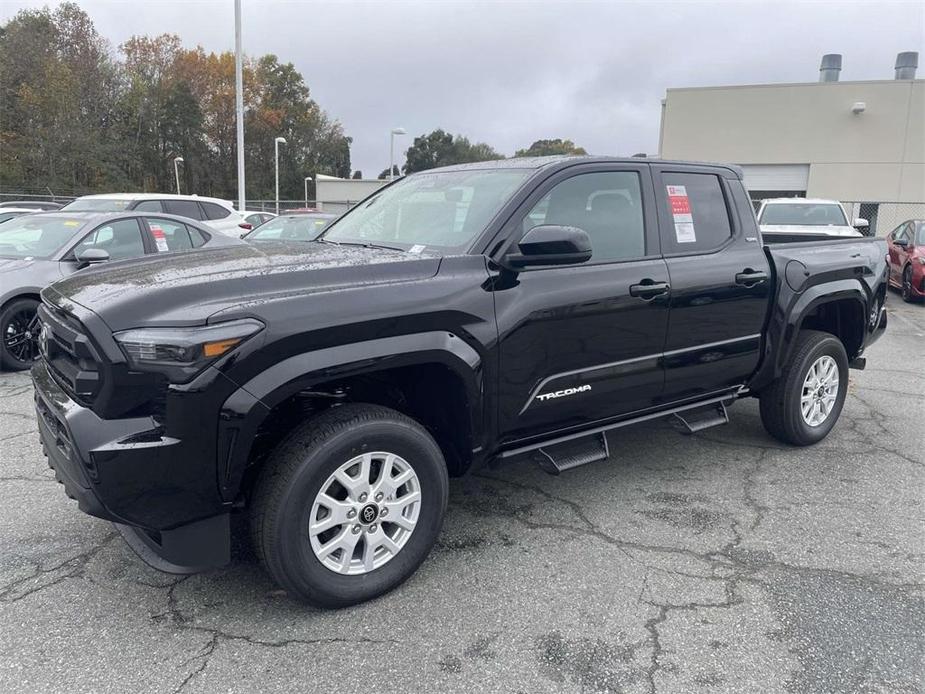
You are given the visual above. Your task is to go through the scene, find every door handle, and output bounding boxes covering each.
[735,269,768,286]
[629,280,670,299]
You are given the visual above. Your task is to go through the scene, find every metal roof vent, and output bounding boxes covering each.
[895,51,918,79]
[819,54,842,82]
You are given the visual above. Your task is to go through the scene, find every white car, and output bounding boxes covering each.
[0,207,36,225]
[60,193,250,237]
[243,210,277,228]
[756,198,867,238]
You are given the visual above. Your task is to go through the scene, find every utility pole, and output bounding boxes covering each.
[235,0,246,212]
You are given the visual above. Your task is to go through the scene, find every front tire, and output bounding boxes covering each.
[759,330,848,446]
[251,403,448,608]
[901,266,917,303]
[1,298,39,371]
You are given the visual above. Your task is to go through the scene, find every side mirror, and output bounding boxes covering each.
[75,247,110,267]
[506,225,593,268]
[853,218,869,228]
[893,237,909,248]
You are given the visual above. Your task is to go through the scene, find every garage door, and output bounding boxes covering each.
[740,164,809,192]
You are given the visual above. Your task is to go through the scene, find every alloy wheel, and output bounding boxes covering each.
[800,355,839,427]
[308,451,421,575]
[3,309,37,364]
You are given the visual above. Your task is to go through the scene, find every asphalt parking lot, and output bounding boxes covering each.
[0,298,921,694]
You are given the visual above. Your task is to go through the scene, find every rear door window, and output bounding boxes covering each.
[146,217,194,252]
[164,199,204,220]
[200,202,231,220]
[659,173,733,253]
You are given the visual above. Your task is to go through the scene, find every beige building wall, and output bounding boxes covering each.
[659,79,925,203]
[315,174,388,213]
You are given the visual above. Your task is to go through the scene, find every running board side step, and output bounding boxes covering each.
[535,433,609,475]
[672,401,729,434]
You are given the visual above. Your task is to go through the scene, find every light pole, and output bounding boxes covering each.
[173,156,184,195]
[304,176,312,208]
[274,136,286,215]
[234,0,245,213]
[389,127,406,181]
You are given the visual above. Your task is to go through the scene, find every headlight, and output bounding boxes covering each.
[113,318,264,382]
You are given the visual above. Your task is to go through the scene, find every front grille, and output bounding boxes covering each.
[37,304,103,405]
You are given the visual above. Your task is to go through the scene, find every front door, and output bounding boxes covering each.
[492,163,670,444]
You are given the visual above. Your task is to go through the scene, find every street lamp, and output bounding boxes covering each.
[304,176,313,208]
[274,137,286,215]
[389,128,406,181]
[173,156,184,195]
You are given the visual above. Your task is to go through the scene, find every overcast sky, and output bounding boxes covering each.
[1,0,922,176]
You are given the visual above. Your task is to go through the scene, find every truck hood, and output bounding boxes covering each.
[44,241,441,330]
[760,224,861,238]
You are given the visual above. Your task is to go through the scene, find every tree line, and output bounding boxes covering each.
[0,3,350,201]
[0,4,590,201]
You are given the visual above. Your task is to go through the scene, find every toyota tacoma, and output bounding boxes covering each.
[32,157,888,607]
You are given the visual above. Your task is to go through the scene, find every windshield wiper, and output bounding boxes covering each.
[327,240,405,252]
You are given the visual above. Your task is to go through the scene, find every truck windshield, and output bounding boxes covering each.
[0,217,82,259]
[61,198,131,212]
[760,203,848,226]
[322,169,530,252]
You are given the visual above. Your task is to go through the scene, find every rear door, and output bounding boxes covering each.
[651,166,772,403]
[493,162,670,443]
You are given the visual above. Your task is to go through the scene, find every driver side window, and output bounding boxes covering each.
[522,171,645,263]
[75,219,146,260]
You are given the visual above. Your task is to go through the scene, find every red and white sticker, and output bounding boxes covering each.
[150,224,169,252]
[666,185,696,243]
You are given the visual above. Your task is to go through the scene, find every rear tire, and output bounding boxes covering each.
[250,403,448,608]
[1,298,39,371]
[759,330,848,446]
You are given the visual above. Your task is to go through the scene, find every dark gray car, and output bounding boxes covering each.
[0,211,243,370]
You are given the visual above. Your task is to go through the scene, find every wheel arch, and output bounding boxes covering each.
[218,331,485,503]
[749,280,875,392]
[1,291,42,312]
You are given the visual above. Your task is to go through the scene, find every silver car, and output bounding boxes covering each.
[0,211,242,370]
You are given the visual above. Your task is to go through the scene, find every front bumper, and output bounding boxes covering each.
[910,263,925,298]
[32,360,230,570]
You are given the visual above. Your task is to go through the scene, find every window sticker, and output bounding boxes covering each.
[63,220,81,227]
[667,185,696,243]
[150,224,169,252]
[409,244,426,254]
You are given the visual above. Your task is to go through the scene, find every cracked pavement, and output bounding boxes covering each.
[0,298,922,693]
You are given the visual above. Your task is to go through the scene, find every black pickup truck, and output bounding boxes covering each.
[31,157,888,607]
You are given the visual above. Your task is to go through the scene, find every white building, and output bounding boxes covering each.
[658,52,924,234]
[315,174,388,214]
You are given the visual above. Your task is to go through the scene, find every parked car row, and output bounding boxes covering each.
[0,194,341,370]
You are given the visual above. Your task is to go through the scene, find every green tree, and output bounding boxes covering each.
[0,7,353,200]
[377,165,400,179]
[514,139,588,157]
[351,170,362,179]
[403,129,502,173]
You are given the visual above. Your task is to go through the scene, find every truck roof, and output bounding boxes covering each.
[426,155,743,178]
[760,198,844,206]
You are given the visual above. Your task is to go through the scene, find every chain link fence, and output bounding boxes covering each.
[842,202,925,237]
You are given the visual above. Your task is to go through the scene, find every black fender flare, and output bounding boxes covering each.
[216,331,483,500]
[749,280,870,392]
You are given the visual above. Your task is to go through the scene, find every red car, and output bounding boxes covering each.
[887,219,925,303]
